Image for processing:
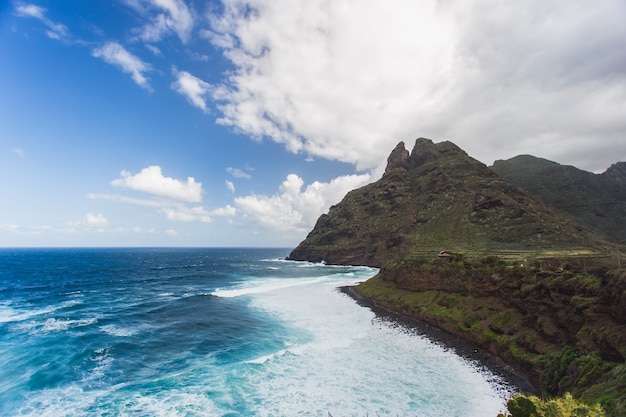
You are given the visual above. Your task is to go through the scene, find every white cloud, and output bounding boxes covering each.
[84,213,108,228]
[12,148,25,157]
[92,42,152,90]
[16,3,69,41]
[16,4,45,19]
[234,173,370,233]
[88,193,164,207]
[161,204,235,223]
[171,68,212,112]
[166,228,178,237]
[145,44,162,56]
[225,180,235,192]
[211,205,236,217]
[110,165,202,203]
[161,205,212,223]
[208,0,626,172]
[89,168,232,225]
[128,0,194,43]
[226,167,251,179]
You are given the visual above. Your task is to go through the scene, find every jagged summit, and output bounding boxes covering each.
[383,141,409,175]
[603,161,626,183]
[288,138,608,267]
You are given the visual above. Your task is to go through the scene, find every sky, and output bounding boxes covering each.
[1,0,625,247]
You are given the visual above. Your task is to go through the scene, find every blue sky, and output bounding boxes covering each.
[1,0,625,247]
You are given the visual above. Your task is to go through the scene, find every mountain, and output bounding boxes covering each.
[288,138,608,267]
[491,156,626,243]
[288,138,625,415]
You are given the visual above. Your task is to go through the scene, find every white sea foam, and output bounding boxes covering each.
[233,269,512,416]
[211,276,330,298]
[99,324,139,337]
[157,292,174,297]
[0,302,56,323]
[14,317,98,334]
[246,348,289,364]
[13,384,221,417]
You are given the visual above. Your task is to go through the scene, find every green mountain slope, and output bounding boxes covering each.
[289,138,625,415]
[288,139,609,267]
[491,156,626,243]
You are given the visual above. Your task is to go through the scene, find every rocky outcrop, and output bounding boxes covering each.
[288,139,609,267]
[603,161,626,183]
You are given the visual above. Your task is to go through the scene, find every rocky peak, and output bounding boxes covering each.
[383,141,409,176]
[288,138,608,267]
[602,161,626,183]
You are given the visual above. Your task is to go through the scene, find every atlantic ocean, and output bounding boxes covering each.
[0,248,514,416]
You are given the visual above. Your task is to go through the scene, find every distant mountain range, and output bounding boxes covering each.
[491,156,626,243]
[289,138,616,267]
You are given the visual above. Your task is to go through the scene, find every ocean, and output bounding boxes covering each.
[0,248,513,416]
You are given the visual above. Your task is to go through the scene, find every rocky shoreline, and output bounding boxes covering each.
[340,285,539,397]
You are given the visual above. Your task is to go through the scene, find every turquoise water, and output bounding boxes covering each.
[0,248,512,416]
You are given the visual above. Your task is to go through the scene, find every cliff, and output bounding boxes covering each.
[355,260,626,415]
[289,138,625,415]
[288,138,609,266]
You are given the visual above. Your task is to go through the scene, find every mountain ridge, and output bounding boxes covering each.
[289,138,625,415]
[491,155,626,243]
[288,138,610,266]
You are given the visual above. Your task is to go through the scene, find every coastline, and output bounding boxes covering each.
[340,285,539,397]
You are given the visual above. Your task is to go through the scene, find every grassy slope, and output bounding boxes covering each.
[354,257,626,416]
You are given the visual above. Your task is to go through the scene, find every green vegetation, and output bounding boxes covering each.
[289,139,626,415]
[289,139,611,267]
[498,393,605,417]
[491,155,626,244]
[355,256,626,416]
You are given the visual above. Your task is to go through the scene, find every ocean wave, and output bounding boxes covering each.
[25,317,98,334]
[211,276,330,298]
[99,324,139,337]
[0,303,57,323]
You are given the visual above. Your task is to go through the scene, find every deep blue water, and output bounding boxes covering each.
[0,248,512,416]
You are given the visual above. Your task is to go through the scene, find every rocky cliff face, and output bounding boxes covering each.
[603,161,626,183]
[288,139,608,266]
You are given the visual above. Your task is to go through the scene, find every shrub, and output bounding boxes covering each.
[498,393,606,417]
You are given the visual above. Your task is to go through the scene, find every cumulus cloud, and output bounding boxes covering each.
[171,68,212,112]
[225,180,235,192]
[208,0,626,172]
[16,3,69,41]
[111,165,202,203]
[234,173,370,233]
[84,213,108,228]
[89,167,234,224]
[92,42,152,90]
